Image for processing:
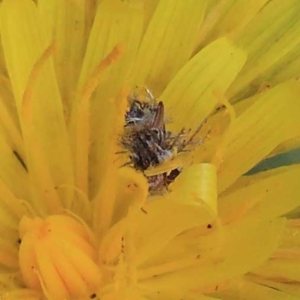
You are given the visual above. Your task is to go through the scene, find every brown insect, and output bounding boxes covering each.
[122,89,180,192]
[122,88,209,193]
[125,88,161,129]
[123,103,173,182]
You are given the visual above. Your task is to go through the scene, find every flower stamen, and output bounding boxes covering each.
[70,44,125,194]
[18,215,103,299]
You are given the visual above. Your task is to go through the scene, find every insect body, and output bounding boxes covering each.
[125,100,157,128]
[122,87,208,193]
[125,101,169,166]
[125,88,163,129]
[122,90,178,192]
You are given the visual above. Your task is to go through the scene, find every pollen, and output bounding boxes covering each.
[18,215,103,299]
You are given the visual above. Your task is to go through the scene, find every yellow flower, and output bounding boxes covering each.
[0,0,299,299]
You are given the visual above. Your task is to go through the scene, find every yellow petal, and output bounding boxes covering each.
[197,0,268,48]
[229,0,300,101]
[0,237,18,268]
[0,226,18,250]
[270,138,300,158]
[99,218,126,264]
[0,289,42,300]
[38,0,86,110]
[0,178,27,225]
[132,198,213,265]
[279,220,300,249]
[132,0,207,95]
[219,165,300,224]
[215,0,269,40]
[76,0,143,99]
[0,107,24,165]
[0,78,24,158]
[84,0,97,42]
[91,91,128,237]
[189,105,231,166]
[138,218,222,276]
[161,37,247,133]
[139,217,284,298]
[113,167,148,224]
[218,80,300,193]
[73,0,143,195]
[171,163,218,216]
[270,43,300,87]
[253,259,300,282]
[0,205,18,230]
[0,0,74,206]
[69,46,124,195]
[232,92,300,159]
[143,0,159,32]
[245,274,300,298]
[216,278,300,300]
[0,137,29,200]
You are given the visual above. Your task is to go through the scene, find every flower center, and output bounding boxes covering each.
[18,215,103,299]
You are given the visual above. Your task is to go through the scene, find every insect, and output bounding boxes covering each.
[122,89,181,192]
[122,87,209,193]
[125,88,161,129]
